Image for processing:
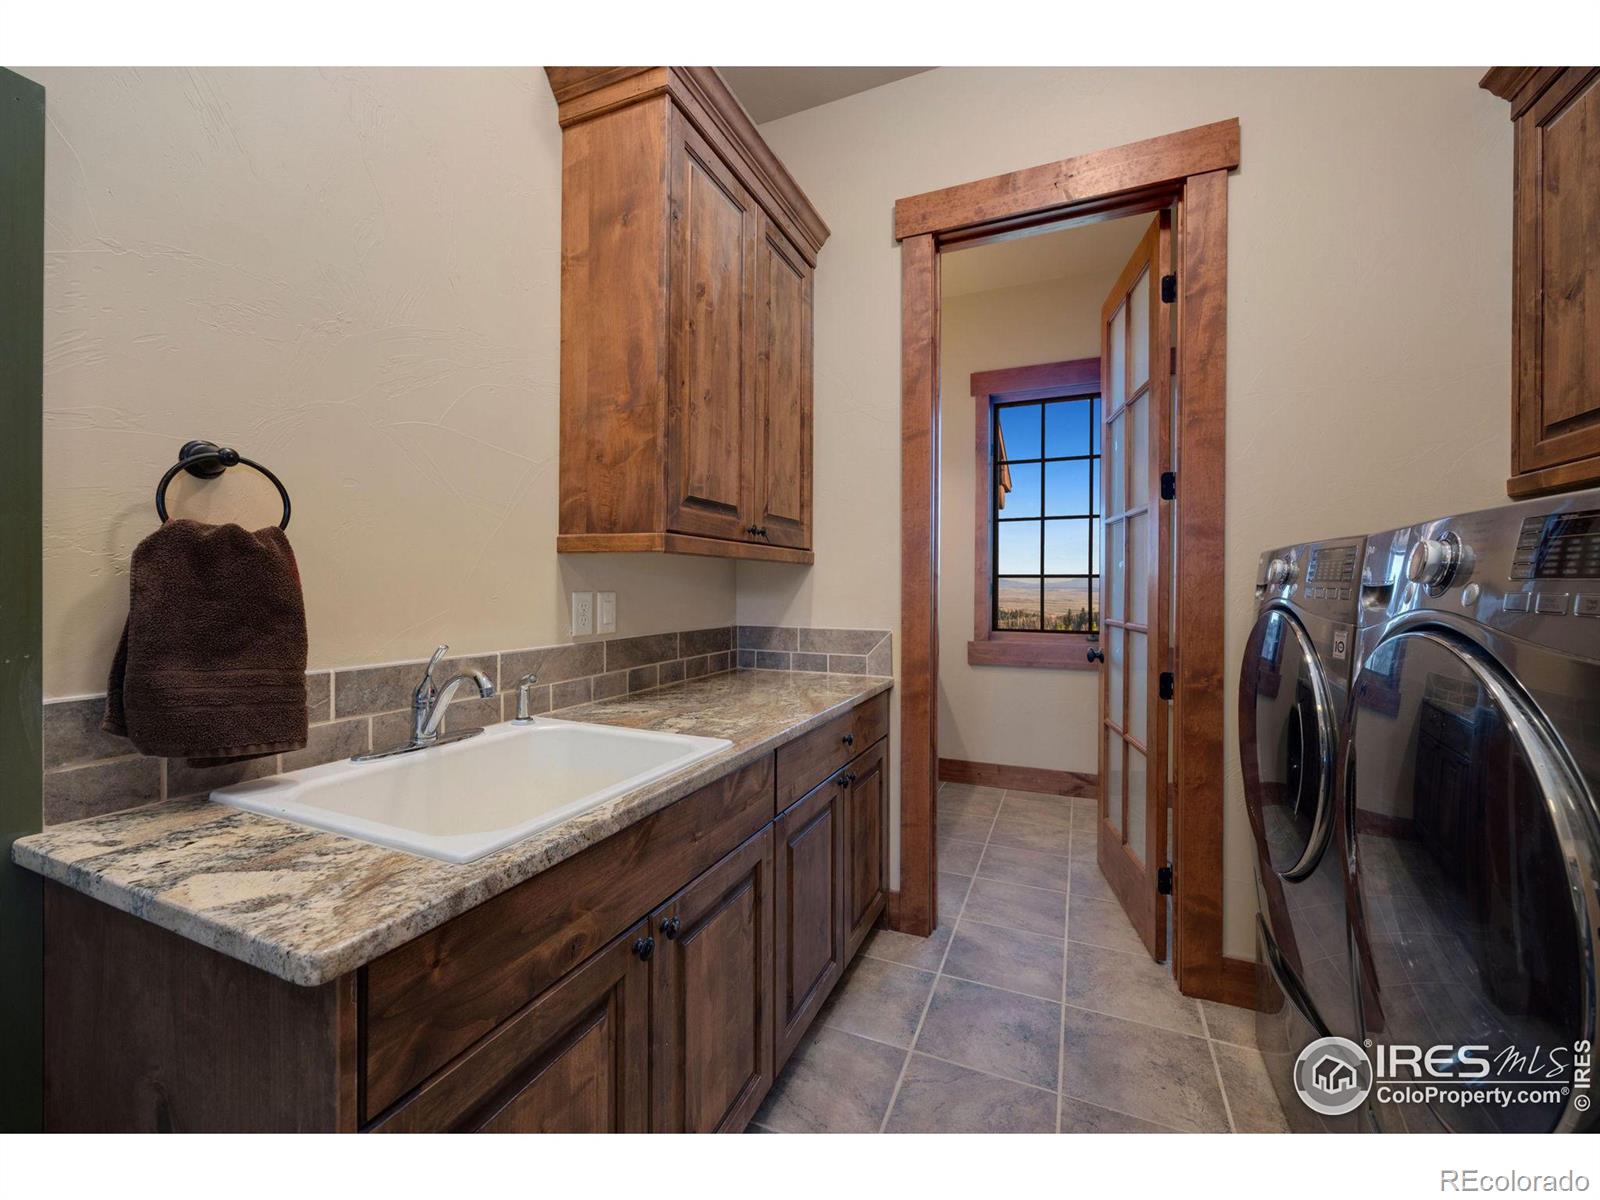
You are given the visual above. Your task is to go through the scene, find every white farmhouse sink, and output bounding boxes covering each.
[211,718,732,864]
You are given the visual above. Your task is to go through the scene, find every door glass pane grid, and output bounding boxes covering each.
[991,396,1101,635]
[1104,726,1125,836]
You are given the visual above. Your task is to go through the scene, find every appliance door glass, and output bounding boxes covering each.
[1347,629,1597,1134]
[1241,606,1335,879]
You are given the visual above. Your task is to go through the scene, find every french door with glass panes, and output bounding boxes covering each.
[1097,214,1174,961]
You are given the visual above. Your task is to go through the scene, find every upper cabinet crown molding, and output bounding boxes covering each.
[545,67,826,565]
[545,67,829,266]
[1481,67,1600,498]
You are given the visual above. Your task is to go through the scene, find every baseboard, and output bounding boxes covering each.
[938,757,1096,798]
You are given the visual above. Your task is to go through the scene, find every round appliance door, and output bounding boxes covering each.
[1347,628,1598,1134]
[1240,606,1336,881]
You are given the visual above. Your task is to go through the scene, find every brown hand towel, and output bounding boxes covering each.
[104,519,308,764]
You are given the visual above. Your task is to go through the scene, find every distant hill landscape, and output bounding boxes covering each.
[997,578,1096,631]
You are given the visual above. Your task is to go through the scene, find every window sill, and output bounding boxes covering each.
[967,635,1099,671]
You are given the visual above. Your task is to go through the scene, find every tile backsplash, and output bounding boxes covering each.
[41,624,891,825]
[734,626,892,676]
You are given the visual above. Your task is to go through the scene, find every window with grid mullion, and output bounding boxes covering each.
[991,395,1101,635]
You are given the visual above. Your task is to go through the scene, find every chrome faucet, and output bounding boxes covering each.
[352,644,495,762]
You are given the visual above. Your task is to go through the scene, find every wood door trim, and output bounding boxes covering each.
[897,233,941,938]
[893,119,1239,241]
[938,757,1097,798]
[1169,169,1231,1001]
[895,128,1239,1005]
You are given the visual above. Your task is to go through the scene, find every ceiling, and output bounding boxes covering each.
[940,216,1154,299]
[717,67,933,124]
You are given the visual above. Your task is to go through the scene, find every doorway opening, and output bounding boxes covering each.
[890,120,1251,1007]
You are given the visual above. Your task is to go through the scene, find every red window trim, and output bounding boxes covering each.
[969,356,1102,671]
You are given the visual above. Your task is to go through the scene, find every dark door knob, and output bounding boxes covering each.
[633,936,655,961]
[660,915,681,940]
[1086,646,1105,663]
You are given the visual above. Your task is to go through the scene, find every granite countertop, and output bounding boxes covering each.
[12,670,892,987]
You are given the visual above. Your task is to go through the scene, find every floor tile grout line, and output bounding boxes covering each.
[1059,997,1211,1043]
[935,964,1065,1007]
[901,1045,1064,1101]
[877,782,996,1135]
[1058,819,1073,1132]
[1199,1003,1239,1133]
[1057,1086,1196,1134]
[875,869,971,1133]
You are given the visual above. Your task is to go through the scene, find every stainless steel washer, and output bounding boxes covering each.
[1239,536,1365,1132]
[1347,493,1600,1134]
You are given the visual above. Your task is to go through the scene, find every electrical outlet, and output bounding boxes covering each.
[570,591,595,637]
[596,592,617,634]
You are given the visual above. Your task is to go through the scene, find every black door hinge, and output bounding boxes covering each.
[1160,273,1177,303]
[1159,671,1174,701]
[1157,864,1174,895]
[1160,471,1176,501]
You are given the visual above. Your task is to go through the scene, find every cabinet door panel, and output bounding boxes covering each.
[667,112,757,540]
[774,777,844,1069]
[651,827,775,1133]
[842,739,889,958]
[372,923,650,1133]
[1514,69,1600,478]
[754,220,813,549]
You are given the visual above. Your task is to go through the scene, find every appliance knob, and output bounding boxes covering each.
[1265,557,1294,586]
[1405,538,1456,587]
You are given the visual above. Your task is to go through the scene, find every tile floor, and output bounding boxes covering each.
[750,782,1289,1134]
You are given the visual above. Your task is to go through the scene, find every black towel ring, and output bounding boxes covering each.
[155,440,292,530]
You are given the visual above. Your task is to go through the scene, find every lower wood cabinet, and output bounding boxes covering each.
[774,775,845,1070]
[650,827,775,1132]
[842,738,890,960]
[41,694,893,1133]
[373,923,651,1133]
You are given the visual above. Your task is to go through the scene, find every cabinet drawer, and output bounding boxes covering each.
[362,755,773,1120]
[774,692,889,811]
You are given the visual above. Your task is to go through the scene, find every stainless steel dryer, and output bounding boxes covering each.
[1240,536,1365,1132]
[1348,493,1600,1134]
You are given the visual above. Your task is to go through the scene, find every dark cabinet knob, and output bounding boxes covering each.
[660,915,681,940]
[746,525,761,536]
[842,732,855,747]
[633,936,655,961]
[1086,647,1105,663]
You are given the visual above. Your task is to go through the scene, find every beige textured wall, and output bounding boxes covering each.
[938,271,1109,773]
[742,67,1512,956]
[35,67,735,699]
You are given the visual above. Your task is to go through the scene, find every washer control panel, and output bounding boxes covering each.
[1513,508,1600,581]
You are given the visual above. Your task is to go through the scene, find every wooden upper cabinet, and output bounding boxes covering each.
[547,68,827,563]
[666,111,759,542]
[754,218,815,549]
[1482,68,1600,498]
